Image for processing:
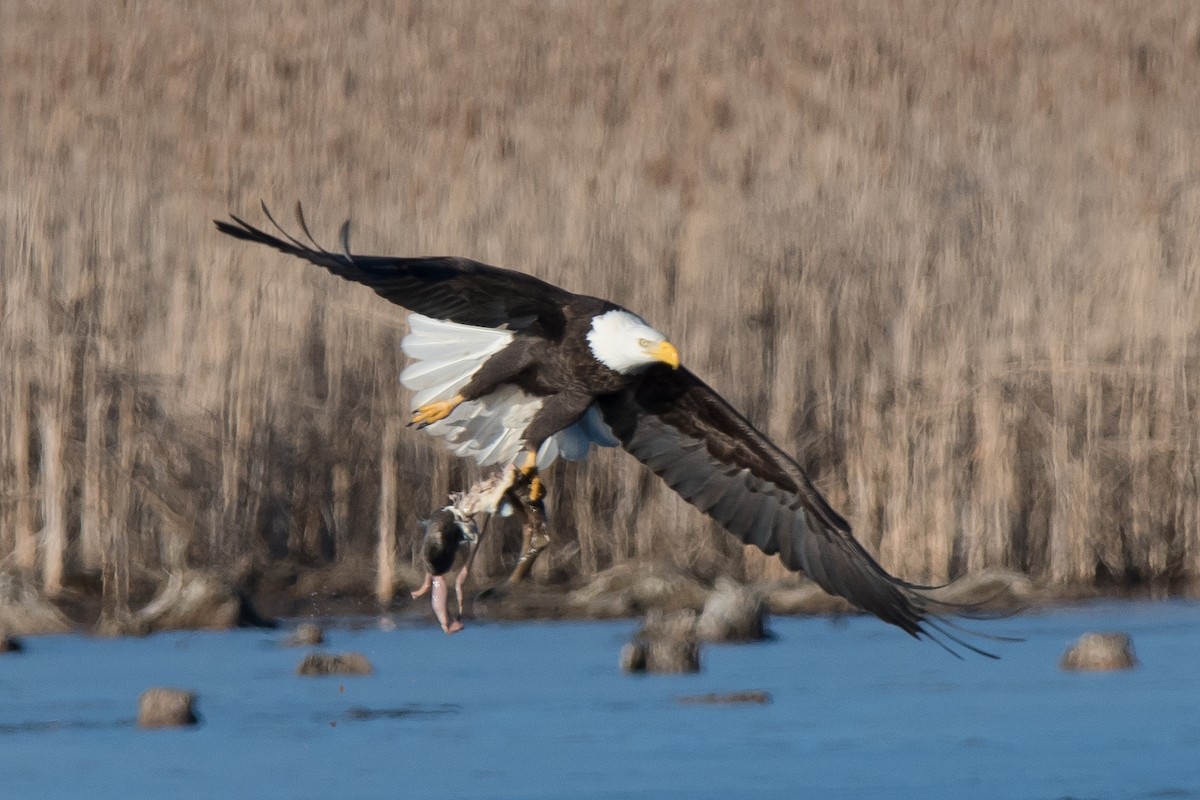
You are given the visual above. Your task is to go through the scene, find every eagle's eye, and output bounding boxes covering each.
[637,338,651,348]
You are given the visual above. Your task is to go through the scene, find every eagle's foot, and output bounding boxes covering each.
[516,457,545,502]
[515,468,545,502]
[410,394,464,428]
[518,462,549,501]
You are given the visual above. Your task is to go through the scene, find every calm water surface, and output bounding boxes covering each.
[2,601,1198,799]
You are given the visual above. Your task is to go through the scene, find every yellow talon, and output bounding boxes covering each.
[517,449,545,501]
[410,394,464,428]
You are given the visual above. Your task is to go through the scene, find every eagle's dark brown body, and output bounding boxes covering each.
[459,296,639,451]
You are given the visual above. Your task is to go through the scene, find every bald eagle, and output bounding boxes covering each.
[216,205,999,656]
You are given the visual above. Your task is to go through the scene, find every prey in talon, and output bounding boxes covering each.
[412,466,546,633]
[410,508,478,635]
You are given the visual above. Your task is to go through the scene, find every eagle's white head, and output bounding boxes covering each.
[586,309,680,374]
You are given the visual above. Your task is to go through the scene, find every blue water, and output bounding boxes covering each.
[1,602,1198,800]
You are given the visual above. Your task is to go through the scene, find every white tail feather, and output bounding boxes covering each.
[400,313,617,467]
[427,385,543,466]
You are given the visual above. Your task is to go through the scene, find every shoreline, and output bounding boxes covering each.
[6,564,1194,638]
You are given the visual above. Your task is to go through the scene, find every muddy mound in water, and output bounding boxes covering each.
[568,562,710,618]
[0,570,72,635]
[620,609,702,674]
[94,570,275,636]
[138,688,200,728]
[696,578,769,642]
[297,652,374,676]
[1060,632,1138,672]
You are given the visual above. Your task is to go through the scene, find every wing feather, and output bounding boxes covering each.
[215,205,574,335]
[598,365,992,654]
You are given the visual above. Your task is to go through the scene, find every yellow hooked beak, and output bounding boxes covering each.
[650,340,680,369]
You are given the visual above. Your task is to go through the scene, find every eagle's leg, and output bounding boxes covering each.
[507,517,551,584]
[410,393,465,428]
[505,478,551,584]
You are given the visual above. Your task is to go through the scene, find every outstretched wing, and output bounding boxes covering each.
[215,204,575,335]
[598,365,992,656]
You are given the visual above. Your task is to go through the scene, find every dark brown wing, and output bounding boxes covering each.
[215,204,574,335]
[598,365,994,656]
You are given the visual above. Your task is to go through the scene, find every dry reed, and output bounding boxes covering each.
[2,1,1200,607]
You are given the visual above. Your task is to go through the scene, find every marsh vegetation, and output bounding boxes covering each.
[3,2,1200,617]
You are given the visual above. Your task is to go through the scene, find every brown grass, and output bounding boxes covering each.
[3,1,1200,608]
